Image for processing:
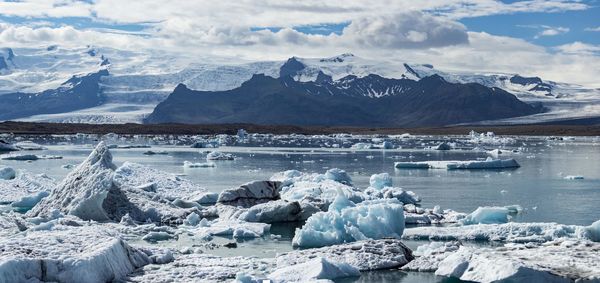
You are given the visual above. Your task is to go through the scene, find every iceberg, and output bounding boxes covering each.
[292,193,405,248]
[29,142,206,223]
[190,219,271,239]
[278,239,414,271]
[369,173,392,190]
[125,254,275,282]
[13,141,46,151]
[433,240,600,282]
[395,157,520,170]
[206,151,234,160]
[269,257,360,282]
[225,200,304,223]
[0,225,150,283]
[183,161,215,168]
[0,140,18,152]
[323,168,353,185]
[217,180,282,207]
[460,206,514,225]
[28,142,116,221]
[402,221,598,243]
[0,166,16,180]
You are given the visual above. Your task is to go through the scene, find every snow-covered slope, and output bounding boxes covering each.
[1,46,599,124]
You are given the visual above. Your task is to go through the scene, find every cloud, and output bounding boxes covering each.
[584,26,600,32]
[556,42,600,55]
[535,26,570,38]
[341,11,469,49]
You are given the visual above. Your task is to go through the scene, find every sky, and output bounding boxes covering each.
[0,0,599,87]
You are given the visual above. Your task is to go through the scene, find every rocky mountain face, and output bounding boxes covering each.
[145,70,543,127]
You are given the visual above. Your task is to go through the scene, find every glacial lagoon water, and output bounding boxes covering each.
[1,134,599,282]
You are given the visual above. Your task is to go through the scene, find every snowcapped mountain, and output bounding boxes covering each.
[0,45,598,125]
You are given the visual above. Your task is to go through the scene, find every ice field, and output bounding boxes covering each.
[0,131,599,282]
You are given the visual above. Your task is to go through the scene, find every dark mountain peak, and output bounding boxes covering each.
[422,64,434,69]
[510,75,542,86]
[420,74,446,84]
[320,53,355,63]
[279,57,305,78]
[47,45,58,51]
[315,71,333,84]
[403,63,421,79]
[62,69,109,89]
[174,83,189,92]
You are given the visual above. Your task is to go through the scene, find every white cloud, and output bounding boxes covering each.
[341,11,468,48]
[555,41,600,55]
[0,0,598,87]
[535,26,570,38]
[584,26,600,32]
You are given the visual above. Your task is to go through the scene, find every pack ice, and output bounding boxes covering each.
[395,157,520,170]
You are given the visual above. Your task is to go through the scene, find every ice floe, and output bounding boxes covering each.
[402,221,599,243]
[0,224,150,283]
[217,180,282,207]
[206,151,235,160]
[183,161,215,168]
[395,157,520,170]
[407,240,600,282]
[269,257,360,282]
[0,154,62,161]
[292,193,405,248]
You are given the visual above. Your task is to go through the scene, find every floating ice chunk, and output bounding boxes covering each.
[269,257,360,282]
[191,219,270,239]
[0,140,18,152]
[125,254,275,282]
[292,196,405,248]
[1,154,62,160]
[218,181,282,208]
[184,212,201,226]
[403,222,595,243]
[351,142,374,149]
[0,166,15,180]
[587,220,600,242]
[183,161,215,168]
[460,206,513,225]
[369,173,392,190]
[324,168,353,185]
[402,241,460,272]
[564,175,584,180]
[434,142,452,150]
[433,240,600,282]
[143,150,169,155]
[0,225,150,283]
[206,151,234,160]
[10,190,50,208]
[365,186,421,205]
[404,205,465,225]
[230,200,303,223]
[278,239,414,271]
[395,158,520,170]
[184,191,219,205]
[14,141,46,151]
[142,231,175,242]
